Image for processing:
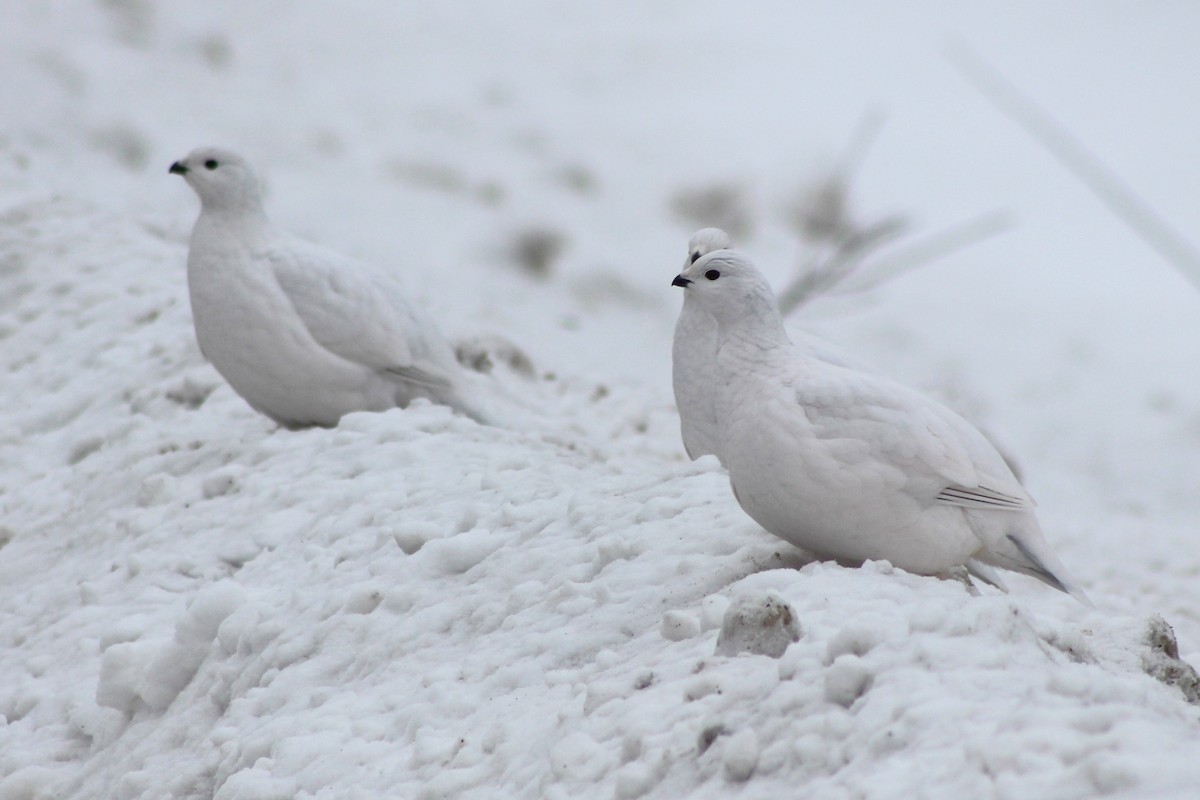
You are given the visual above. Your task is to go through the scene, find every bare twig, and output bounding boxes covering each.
[827,210,1013,298]
[776,105,1010,314]
[778,216,907,314]
[947,45,1200,292]
[833,107,889,185]
[793,108,889,244]
[779,106,1011,314]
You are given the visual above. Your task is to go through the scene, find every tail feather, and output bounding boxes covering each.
[967,511,1093,606]
[967,531,1091,606]
[1001,533,1092,606]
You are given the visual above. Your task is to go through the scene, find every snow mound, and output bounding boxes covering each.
[3,2,1200,797]
[97,582,246,713]
[0,198,1197,798]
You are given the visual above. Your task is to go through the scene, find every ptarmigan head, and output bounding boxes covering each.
[683,227,733,269]
[672,249,780,329]
[169,147,264,213]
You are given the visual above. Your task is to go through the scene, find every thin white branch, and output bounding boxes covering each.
[829,211,1013,298]
[947,45,1200,292]
[778,217,908,315]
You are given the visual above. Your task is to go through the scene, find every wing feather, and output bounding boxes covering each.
[263,237,458,387]
[793,362,1032,510]
[935,484,1032,510]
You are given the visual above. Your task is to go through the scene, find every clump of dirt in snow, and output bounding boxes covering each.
[1143,615,1200,704]
[715,590,801,658]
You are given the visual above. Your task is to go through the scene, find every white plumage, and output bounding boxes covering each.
[170,146,486,428]
[672,228,734,461]
[672,228,871,464]
[672,249,1089,601]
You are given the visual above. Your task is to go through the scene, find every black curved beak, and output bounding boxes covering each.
[672,274,692,287]
[169,161,188,175]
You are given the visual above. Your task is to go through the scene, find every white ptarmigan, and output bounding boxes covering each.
[671,249,1089,601]
[672,228,871,464]
[672,228,734,462]
[170,146,487,428]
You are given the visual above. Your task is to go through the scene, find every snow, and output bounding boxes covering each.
[2,2,1200,798]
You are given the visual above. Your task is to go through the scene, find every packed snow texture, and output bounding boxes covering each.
[2,2,1200,799]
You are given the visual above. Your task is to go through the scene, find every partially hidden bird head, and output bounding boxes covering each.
[169,147,265,213]
[683,227,733,269]
[672,249,783,330]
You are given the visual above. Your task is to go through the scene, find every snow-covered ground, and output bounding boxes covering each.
[2,2,1199,798]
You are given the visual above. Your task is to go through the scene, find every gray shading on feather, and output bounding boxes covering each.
[171,146,489,428]
[672,246,1090,603]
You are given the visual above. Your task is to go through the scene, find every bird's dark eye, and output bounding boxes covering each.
[705,269,720,280]
[204,159,219,170]
[690,252,700,264]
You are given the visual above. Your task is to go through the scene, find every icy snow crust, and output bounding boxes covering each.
[2,2,1200,798]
